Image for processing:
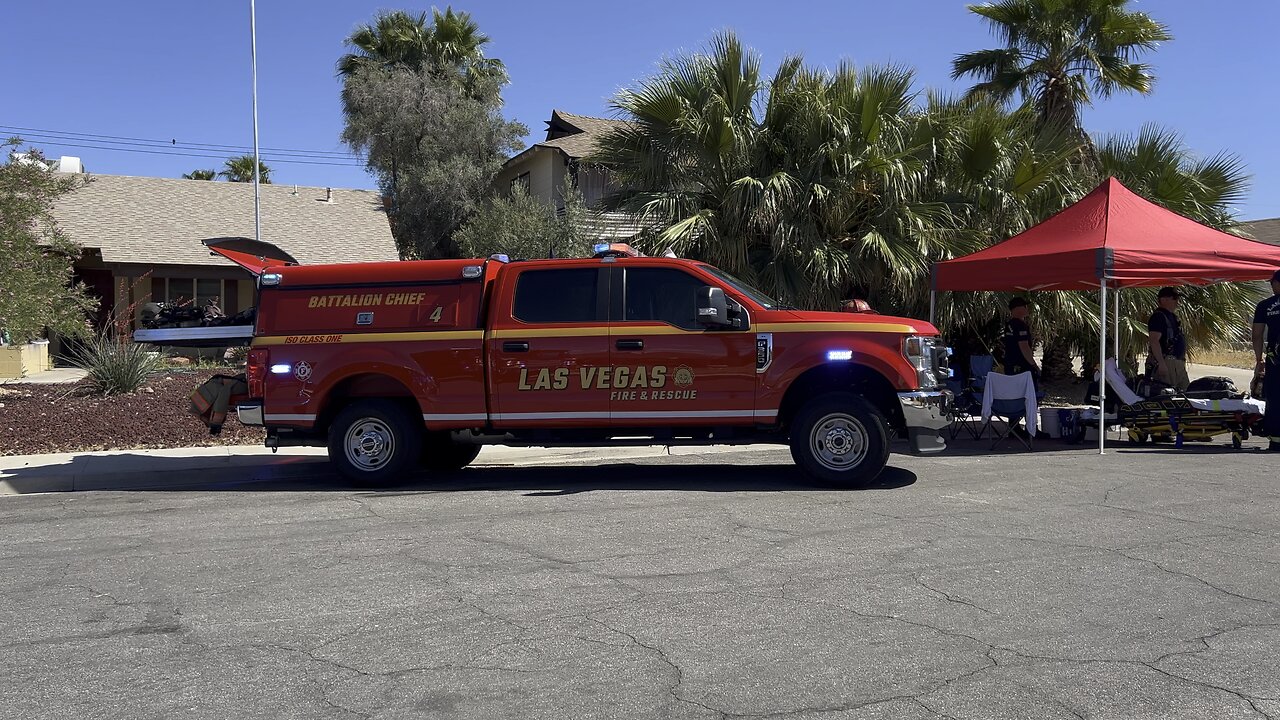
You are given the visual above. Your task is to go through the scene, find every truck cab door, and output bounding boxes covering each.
[487,266,612,429]
[607,265,758,427]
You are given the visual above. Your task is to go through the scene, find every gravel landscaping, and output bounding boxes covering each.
[0,369,265,456]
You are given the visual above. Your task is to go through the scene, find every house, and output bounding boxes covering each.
[1240,218,1280,247]
[495,110,651,241]
[50,173,398,330]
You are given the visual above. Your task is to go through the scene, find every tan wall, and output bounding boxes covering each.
[0,342,51,379]
[495,148,563,206]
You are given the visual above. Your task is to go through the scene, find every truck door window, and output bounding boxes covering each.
[513,268,601,323]
[623,268,705,330]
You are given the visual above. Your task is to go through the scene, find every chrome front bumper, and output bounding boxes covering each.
[898,390,950,454]
[236,402,264,426]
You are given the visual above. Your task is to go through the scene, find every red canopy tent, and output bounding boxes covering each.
[931,177,1280,452]
[934,177,1280,291]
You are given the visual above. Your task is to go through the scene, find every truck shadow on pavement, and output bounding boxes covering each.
[0,453,918,494]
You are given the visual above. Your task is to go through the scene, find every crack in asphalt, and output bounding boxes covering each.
[582,615,726,718]
[916,576,997,616]
[1114,550,1276,606]
[1097,501,1280,539]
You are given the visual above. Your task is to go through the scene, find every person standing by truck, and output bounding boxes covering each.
[1148,287,1189,392]
[1253,269,1280,451]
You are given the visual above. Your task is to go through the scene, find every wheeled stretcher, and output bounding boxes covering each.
[1072,360,1266,449]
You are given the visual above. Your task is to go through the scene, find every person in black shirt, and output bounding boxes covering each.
[1252,269,1280,450]
[1001,297,1047,439]
[1148,287,1189,391]
[1002,297,1039,378]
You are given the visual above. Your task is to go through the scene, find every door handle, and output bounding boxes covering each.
[502,341,530,352]
[616,339,644,351]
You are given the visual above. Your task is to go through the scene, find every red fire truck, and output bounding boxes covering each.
[162,240,950,486]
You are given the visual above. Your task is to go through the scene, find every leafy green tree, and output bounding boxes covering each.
[951,0,1172,133]
[455,182,591,261]
[339,8,524,259]
[0,140,98,342]
[219,155,271,184]
[182,169,217,181]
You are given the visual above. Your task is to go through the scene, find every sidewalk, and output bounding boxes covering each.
[0,443,783,495]
[0,367,87,385]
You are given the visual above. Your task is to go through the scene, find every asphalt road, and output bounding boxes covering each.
[3,442,1279,719]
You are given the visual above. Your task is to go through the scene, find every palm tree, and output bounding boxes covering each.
[595,33,944,309]
[219,155,271,184]
[337,7,504,88]
[951,0,1171,133]
[338,10,430,76]
[952,0,1172,378]
[182,169,216,180]
[1096,125,1255,362]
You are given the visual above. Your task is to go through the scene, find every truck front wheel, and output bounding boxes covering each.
[790,393,890,487]
[421,432,482,473]
[328,400,421,486]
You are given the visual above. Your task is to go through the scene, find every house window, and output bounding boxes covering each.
[511,171,530,194]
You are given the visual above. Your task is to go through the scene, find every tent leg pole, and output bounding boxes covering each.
[1114,287,1121,362]
[1099,282,1107,455]
[929,291,936,325]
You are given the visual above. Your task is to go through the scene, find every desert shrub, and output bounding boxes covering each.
[69,334,163,395]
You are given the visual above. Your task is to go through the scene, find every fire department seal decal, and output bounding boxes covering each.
[673,365,695,388]
[294,361,313,382]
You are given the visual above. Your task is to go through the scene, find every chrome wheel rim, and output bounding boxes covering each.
[810,413,869,471]
[344,418,395,472]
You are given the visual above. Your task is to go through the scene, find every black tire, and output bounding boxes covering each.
[421,432,482,473]
[789,392,890,487]
[327,400,421,487]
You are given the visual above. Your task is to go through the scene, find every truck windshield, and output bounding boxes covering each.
[697,265,784,309]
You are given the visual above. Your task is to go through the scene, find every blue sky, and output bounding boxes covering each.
[5,1,1278,219]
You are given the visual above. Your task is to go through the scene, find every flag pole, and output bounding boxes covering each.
[250,0,261,244]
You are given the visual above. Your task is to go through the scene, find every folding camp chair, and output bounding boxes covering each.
[980,371,1038,450]
[947,355,995,440]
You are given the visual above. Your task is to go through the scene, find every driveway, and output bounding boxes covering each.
[2,442,1278,719]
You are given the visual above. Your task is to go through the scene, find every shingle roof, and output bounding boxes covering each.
[51,174,398,267]
[533,110,631,160]
[1240,218,1280,246]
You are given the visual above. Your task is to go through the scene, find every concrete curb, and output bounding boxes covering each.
[1,443,784,495]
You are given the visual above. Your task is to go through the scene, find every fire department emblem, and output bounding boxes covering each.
[294,361,313,382]
[673,365,695,387]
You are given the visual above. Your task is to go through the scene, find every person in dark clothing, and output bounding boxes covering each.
[1148,287,1189,392]
[1002,297,1047,439]
[1002,297,1040,378]
[1252,270,1280,451]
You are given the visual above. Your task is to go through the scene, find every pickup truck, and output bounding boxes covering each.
[193,241,950,486]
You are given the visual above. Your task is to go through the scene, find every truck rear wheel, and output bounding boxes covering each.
[421,432,481,473]
[328,400,421,486]
[789,393,890,487]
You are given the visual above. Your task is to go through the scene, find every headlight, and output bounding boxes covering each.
[903,335,950,389]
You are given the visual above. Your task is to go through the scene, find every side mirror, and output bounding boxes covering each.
[696,286,732,327]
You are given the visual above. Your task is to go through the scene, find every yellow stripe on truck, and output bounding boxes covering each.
[251,322,917,346]
[252,330,484,346]
[755,322,918,334]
